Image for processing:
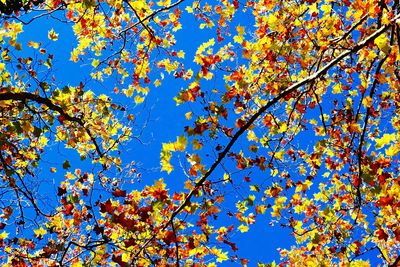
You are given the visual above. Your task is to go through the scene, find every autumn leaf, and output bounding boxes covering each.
[375,133,396,149]
[374,34,390,54]
[48,29,59,41]
[34,227,47,238]
[63,160,71,170]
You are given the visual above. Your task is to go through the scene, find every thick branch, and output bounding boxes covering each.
[169,14,399,220]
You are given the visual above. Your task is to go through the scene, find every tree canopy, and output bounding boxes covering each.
[0,0,400,266]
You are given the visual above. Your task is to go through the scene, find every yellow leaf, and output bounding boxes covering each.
[185,111,192,120]
[174,135,187,151]
[134,95,145,104]
[65,172,76,180]
[278,123,287,133]
[0,231,8,239]
[177,50,185,58]
[332,83,342,94]
[309,119,317,125]
[39,136,48,146]
[386,144,399,157]
[375,133,396,149]
[267,13,279,31]
[210,248,229,263]
[374,34,390,54]
[131,0,147,10]
[121,252,131,263]
[271,168,279,176]
[184,180,194,190]
[156,0,171,7]
[28,41,40,49]
[154,79,161,87]
[247,130,258,141]
[233,35,243,44]
[161,160,174,174]
[238,224,249,233]
[321,4,332,13]
[196,38,215,55]
[275,150,284,161]
[236,25,245,35]
[362,96,372,108]
[185,6,193,13]
[71,261,83,267]
[91,59,100,68]
[1,50,11,62]
[34,227,47,237]
[308,3,318,15]
[192,139,203,150]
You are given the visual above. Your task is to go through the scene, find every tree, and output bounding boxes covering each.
[0,0,400,266]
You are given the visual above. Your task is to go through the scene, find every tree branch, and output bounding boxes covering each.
[133,13,400,259]
[169,13,400,221]
[0,91,104,158]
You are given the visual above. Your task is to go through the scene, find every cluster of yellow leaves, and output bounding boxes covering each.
[0,21,23,49]
[160,135,187,173]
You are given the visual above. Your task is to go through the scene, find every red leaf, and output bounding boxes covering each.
[112,188,127,198]
[100,200,113,214]
[223,126,233,137]
[163,231,176,245]
[394,228,400,241]
[376,229,388,241]
[63,203,74,216]
[58,115,66,124]
[124,238,137,248]
[236,157,247,170]
[375,196,393,207]
[235,118,245,128]
[343,0,351,5]
[66,10,74,19]
[233,0,239,9]
[223,239,238,251]
[262,114,273,127]
[352,176,361,187]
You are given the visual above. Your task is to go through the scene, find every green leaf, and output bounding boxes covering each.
[63,160,71,170]
[62,86,70,94]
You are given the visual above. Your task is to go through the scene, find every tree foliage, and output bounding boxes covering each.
[0,0,400,266]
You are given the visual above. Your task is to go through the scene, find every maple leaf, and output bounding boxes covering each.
[34,227,47,238]
[374,34,390,54]
[48,29,59,41]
